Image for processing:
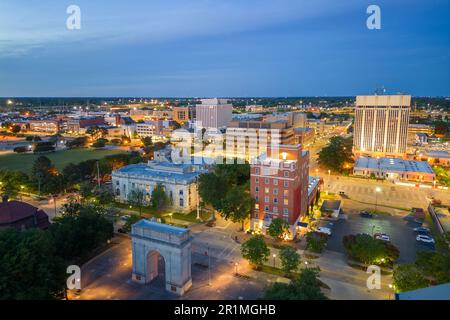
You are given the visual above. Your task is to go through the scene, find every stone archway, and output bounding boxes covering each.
[131,220,192,296]
[146,250,166,287]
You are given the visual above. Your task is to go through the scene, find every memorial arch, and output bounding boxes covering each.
[131,220,192,295]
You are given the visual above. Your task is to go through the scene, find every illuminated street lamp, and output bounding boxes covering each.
[272,254,276,268]
[234,262,238,275]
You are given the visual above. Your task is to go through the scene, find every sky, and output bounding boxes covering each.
[0,0,449,97]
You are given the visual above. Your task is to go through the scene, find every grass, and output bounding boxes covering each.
[0,148,126,173]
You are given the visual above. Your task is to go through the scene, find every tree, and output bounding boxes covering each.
[263,268,327,300]
[10,124,21,134]
[31,155,53,180]
[279,246,300,274]
[122,214,142,233]
[92,139,106,148]
[50,202,114,262]
[79,181,94,200]
[219,185,253,230]
[267,218,291,241]
[343,234,399,265]
[241,235,270,269]
[393,264,428,293]
[151,184,168,212]
[128,188,145,216]
[198,172,227,210]
[317,136,354,173]
[306,232,328,253]
[0,229,66,299]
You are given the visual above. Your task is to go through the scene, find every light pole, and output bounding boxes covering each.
[375,187,381,213]
[388,284,393,300]
[272,254,276,268]
[234,262,238,276]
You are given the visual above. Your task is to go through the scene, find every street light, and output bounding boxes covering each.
[375,187,381,213]
[234,262,238,275]
[388,284,394,300]
[272,254,276,268]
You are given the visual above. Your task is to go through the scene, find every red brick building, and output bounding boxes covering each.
[250,144,309,239]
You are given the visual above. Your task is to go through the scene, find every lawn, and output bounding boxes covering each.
[0,148,127,173]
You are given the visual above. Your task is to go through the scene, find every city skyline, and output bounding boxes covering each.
[0,0,449,97]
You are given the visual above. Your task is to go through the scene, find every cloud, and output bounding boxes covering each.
[0,0,359,57]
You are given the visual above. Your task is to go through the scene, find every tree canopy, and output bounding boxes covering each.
[317,136,353,173]
[241,235,270,268]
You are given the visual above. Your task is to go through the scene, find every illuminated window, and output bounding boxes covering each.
[284,199,289,205]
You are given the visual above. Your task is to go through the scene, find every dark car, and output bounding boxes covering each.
[360,211,374,218]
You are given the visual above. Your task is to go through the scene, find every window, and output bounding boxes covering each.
[255,203,259,210]
[179,198,184,207]
[284,181,289,188]
[116,181,119,186]
[264,196,269,203]
[255,186,259,192]
[273,207,278,213]
[255,177,259,184]
[255,168,260,174]
[116,188,120,196]
[284,190,289,196]
[284,171,289,177]
[284,199,289,206]
[283,208,289,215]
[264,205,269,212]
[179,190,184,196]
[265,187,269,194]
[265,178,270,184]
[255,196,259,202]
[273,179,278,186]
[274,198,279,204]
[273,188,278,195]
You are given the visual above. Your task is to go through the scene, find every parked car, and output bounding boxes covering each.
[117,228,126,234]
[360,211,374,218]
[413,227,430,234]
[120,215,131,221]
[416,234,435,244]
[374,233,390,242]
[339,191,345,195]
[316,227,332,236]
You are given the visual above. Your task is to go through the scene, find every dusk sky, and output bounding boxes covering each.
[0,0,449,97]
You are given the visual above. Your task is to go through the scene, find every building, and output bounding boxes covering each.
[408,124,434,144]
[195,98,232,129]
[66,116,105,133]
[306,118,326,135]
[112,160,206,212]
[416,150,450,167]
[173,106,195,124]
[265,112,307,128]
[353,95,411,158]
[28,119,60,134]
[395,282,450,300]
[0,197,50,231]
[293,127,314,147]
[353,156,435,183]
[226,119,295,162]
[250,144,310,239]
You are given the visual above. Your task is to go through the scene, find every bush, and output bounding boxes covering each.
[343,234,399,266]
[306,232,328,253]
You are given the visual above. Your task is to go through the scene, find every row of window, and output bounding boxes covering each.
[255,186,289,196]
[254,168,291,177]
[255,195,289,205]
[255,203,289,215]
[255,178,290,187]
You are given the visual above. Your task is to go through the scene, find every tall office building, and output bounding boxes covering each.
[195,98,232,129]
[353,95,411,158]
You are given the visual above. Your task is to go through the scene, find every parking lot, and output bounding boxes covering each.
[322,209,435,263]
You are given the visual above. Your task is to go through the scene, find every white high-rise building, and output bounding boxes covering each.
[353,95,411,158]
[195,98,232,129]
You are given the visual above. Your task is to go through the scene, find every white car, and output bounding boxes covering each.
[374,233,390,242]
[120,215,131,221]
[316,227,332,236]
[416,234,435,244]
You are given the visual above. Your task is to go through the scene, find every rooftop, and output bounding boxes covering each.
[308,176,320,197]
[420,150,450,159]
[112,161,204,183]
[132,219,189,236]
[354,157,434,174]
